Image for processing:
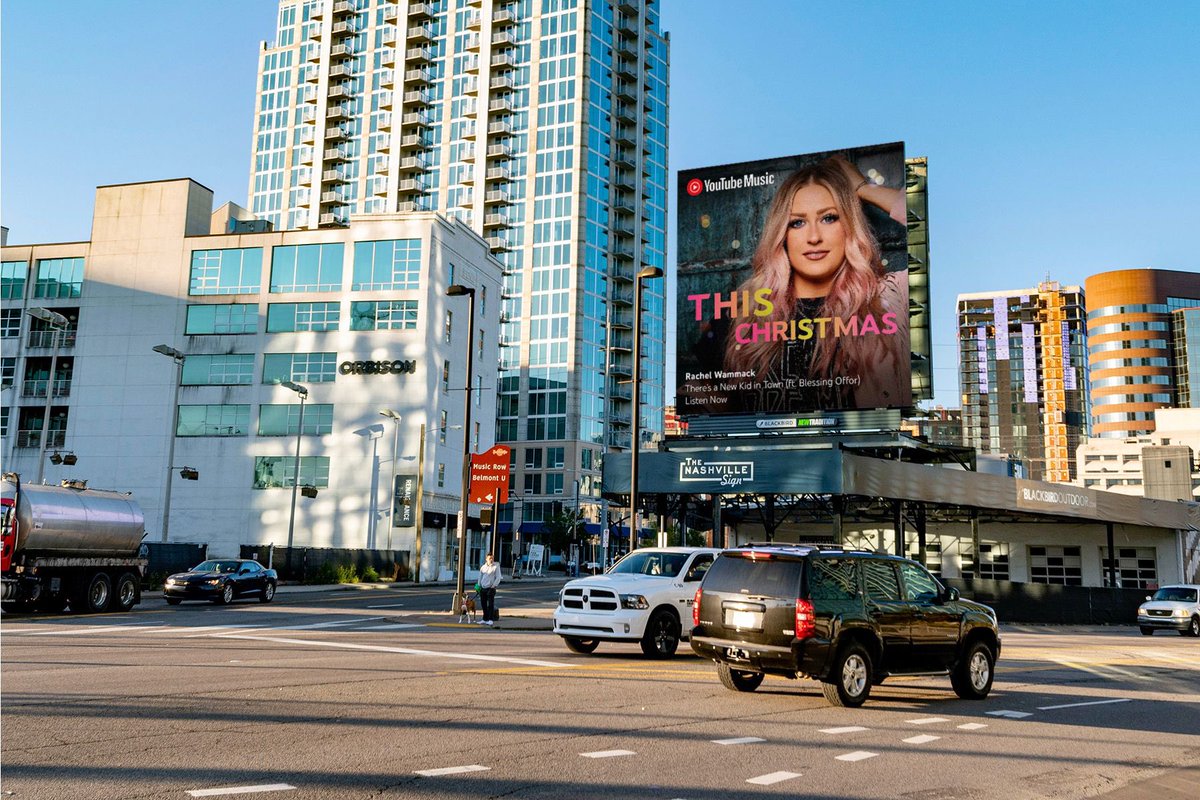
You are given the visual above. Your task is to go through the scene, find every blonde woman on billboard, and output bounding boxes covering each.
[722,154,909,411]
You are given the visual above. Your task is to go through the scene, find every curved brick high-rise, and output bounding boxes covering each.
[1085,269,1200,438]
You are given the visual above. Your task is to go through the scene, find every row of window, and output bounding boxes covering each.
[176,404,331,437]
[187,301,418,334]
[921,544,1158,589]
[189,240,421,296]
[1,258,84,300]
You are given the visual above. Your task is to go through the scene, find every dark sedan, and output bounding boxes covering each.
[163,559,277,605]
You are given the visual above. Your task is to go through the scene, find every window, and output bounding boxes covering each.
[266,302,340,332]
[181,354,255,385]
[350,300,418,330]
[1101,547,1158,589]
[0,407,7,437]
[253,456,330,488]
[258,403,333,435]
[186,304,259,334]
[1,261,27,300]
[898,562,941,603]
[1,309,19,339]
[1,357,14,387]
[442,360,450,393]
[444,310,453,343]
[176,405,250,436]
[547,447,565,468]
[439,410,448,443]
[270,243,344,292]
[581,449,595,470]
[351,239,421,290]
[437,463,445,487]
[809,558,858,601]
[863,560,901,601]
[480,285,486,316]
[524,474,542,494]
[525,448,543,469]
[1029,545,1082,586]
[34,257,84,298]
[547,473,564,494]
[189,248,263,295]
[262,352,337,383]
[972,543,1010,580]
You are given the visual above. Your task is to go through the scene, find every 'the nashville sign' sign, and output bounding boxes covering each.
[678,456,754,488]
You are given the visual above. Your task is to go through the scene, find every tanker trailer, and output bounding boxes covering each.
[2,476,148,613]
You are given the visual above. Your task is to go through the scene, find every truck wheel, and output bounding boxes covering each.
[563,636,599,654]
[951,641,995,700]
[822,642,872,708]
[113,573,139,612]
[1182,616,1200,637]
[640,609,680,658]
[76,572,112,614]
[717,662,764,692]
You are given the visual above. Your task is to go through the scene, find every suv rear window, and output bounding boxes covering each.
[703,554,802,597]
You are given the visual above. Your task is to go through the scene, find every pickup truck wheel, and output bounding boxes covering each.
[259,581,276,603]
[822,642,872,708]
[215,583,234,605]
[717,662,764,692]
[76,572,113,614]
[951,641,995,700]
[113,572,139,612]
[640,609,680,658]
[563,636,599,654]
[1186,616,1200,638]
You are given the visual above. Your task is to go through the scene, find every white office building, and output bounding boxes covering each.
[1,178,502,580]
[1077,408,1200,501]
[247,0,669,534]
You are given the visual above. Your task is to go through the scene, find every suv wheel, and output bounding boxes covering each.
[951,641,995,700]
[640,610,680,658]
[717,662,764,692]
[822,642,872,708]
[562,636,599,654]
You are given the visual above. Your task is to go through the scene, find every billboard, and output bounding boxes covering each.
[676,142,911,416]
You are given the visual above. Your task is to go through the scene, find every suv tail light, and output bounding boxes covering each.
[795,598,815,640]
[693,587,703,627]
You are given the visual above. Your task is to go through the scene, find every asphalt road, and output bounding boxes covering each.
[2,583,1198,799]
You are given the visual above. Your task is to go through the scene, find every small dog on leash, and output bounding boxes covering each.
[458,593,478,624]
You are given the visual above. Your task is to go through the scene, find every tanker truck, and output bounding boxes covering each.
[1,476,148,613]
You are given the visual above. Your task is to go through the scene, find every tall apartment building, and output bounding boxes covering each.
[958,282,1088,482]
[247,0,668,530]
[1174,306,1200,408]
[1084,268,1200,438]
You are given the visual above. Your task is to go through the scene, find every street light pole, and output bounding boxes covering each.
[281,380,308,577]
[30,308,69,485]
[630,266,663,555]
[379,409,402,553]
[152,344,186,541]
[446,284,476,612]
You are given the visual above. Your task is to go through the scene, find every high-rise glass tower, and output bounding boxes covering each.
[248,0,668,530]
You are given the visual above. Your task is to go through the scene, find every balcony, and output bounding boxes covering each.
[318,212,348,227]
[461,75,480,94]
[486,142,512,159]
[399,134,424,151]
[396,201,419,213]
[330,43,355,58]
[485,166,511,182]
[615,55,637,78]
[613,196,635,216]
[332,0,353,16]
[491,30,518,47]
[379,68,395,86]
[320,191,343,205]
[408,2,433,19]
[310,3,324,20]
[295,190,312,208]
[399,154,431,171]
[406,46,433,63]
[617,38,639,57]
[484,189,511,205]
[398,177,428,193]
[612,220,635,238]
[610,384,633,402]
[380,47,396,67]
[16,430,66,449]
[301,126,316,145]
[403,89,432,106]
[610,309,634,329]
[332,20,357,37]
[488,96,514,114]
[490,51,517,69]
[608,411,632,427]
[489,75,515,92]
[612,286,634,306]
[382,5,397,22]
[617,0,638,14]
[493,8,516,25]
[306,46,322,64]
[483,212,511,228]
[378,90,394,110]
[484,235,510,251]
[402,111,432,127]
[21,378,71,399]
[327,83,350,100]
[464,31,482,50]
[487,120,512,136]
[613,148,636,169]
[377,113,393,132]
[404,66,432,84]
[615,125,636,145]
[615,81,636,102]
[612,242,634,261]
[407,23,433,42]
[328,62,351,78]
[321,169,342,182]
[609,331,633,351]
[465,9,482,28]
[614,102,636,122]
[609,361,633,379]
[302,64,320,83]
[326,106,349,120]
[462,53,480,73]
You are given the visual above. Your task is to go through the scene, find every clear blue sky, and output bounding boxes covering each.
[3,1,1197,410]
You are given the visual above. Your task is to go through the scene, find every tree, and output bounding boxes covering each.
[542,508,585,558]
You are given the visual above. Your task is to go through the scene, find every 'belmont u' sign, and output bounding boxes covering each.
[339,359,417,375]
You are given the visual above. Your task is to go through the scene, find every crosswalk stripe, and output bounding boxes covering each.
[746,771,801,785]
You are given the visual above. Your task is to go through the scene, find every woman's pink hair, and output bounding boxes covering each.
[723,157,896,380]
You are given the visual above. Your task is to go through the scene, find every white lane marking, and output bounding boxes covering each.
[26,623,163,636]
[1036,697,1132,711]
[366,603,406,608]
[270,617,384,630]
[580,750,636,758]
[184,625,268,638]
[712,736,765,745]
[414,765,489,777]
[835,751,878,762]
[903,734,941,745]
[819,726,868,734]
[986,710,1033,718]
[906,717,949,725]
[218,634,568,667]
[746,771,801,786]
[958,723,988,730]
[354,623,426,631]
[186,783,295,797]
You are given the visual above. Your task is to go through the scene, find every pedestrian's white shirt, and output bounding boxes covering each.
[479,561,502,589]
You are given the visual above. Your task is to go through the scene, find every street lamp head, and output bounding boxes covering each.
[379,408,402,421]
[280,380,308,399]
[49,452,63,465]
[62,452,78,466]
[29,307,70,328]
[637,266,664,281]
[152,344,185,360]
[446,284,475,297]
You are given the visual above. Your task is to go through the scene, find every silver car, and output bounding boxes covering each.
[1137,584,1200,637]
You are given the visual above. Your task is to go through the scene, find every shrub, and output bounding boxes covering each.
[361,565,380,582]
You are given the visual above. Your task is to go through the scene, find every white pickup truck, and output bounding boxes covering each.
[553,547,722,657]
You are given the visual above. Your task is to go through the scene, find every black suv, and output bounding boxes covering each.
[690,545,1000,707]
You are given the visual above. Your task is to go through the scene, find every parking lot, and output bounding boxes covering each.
[2,582,1198,799]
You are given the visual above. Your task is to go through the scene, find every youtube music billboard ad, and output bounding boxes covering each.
[676,142,911,416]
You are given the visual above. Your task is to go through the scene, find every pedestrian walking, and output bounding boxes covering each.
[477,552,502,626]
